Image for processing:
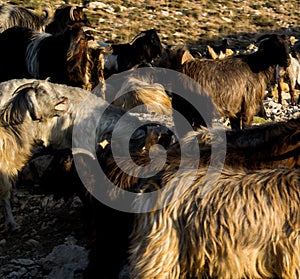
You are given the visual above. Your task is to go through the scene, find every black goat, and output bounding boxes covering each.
[104,29,163,78]
[0,25,96,89]
[45,4,91,34]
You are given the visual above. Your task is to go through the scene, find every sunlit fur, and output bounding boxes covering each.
[129,167,300,279]
[26,26,90,88]
[166,116,300,170]
[86,40,106,91]
[0,82,68,229]
[0,25,93,88]
[110,76,172,115]
[0,3,53,33]
[181,34,291,129]
[276,55,300,105]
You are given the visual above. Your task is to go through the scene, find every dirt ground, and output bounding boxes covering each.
[0,184,89,278]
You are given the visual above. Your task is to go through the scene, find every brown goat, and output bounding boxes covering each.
[129,167,300,279]
[181,34,291,129]
[166,116,300,170]
[105,76,173,115]
[79,114,300,278]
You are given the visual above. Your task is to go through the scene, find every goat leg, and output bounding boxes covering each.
[3,197,19,231]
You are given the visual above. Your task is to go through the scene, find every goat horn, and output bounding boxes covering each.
[69,6,76,21]
[12,81,40,96]
[71,148,96,160]
[81,26,102,34]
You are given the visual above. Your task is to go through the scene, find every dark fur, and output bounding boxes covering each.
[105,29,163,78]
[0,25,94,88]
[181,34,291,129]
[45,5,91,35]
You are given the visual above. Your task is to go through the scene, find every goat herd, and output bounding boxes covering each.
[0,2,299,279]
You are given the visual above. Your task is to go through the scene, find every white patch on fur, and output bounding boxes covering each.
[25,32,51,78]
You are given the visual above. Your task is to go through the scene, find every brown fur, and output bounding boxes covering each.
[129,167,300,279]
[181,34,291,129]
[111,76,172,115]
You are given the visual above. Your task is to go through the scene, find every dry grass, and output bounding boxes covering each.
[5,0,300,51]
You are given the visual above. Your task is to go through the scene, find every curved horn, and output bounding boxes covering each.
[69,6,76,21]
[12,81,40,96]
[41,4,54,25]
[81,26,102,34]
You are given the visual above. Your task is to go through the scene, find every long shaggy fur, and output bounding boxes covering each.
[110,76,172,115]
[0,3,53,33]
[129,167,300,279]
[25,25,90,88]
[0,81,68,229]
[166,116,300,170]
[0,25,99,89]
[181,34,291,129]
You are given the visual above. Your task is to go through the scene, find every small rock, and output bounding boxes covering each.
[0,239,6,245]
[11,258,34,266]
[26,239,40,247]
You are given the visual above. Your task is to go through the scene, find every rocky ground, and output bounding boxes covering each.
[1,0,300,278]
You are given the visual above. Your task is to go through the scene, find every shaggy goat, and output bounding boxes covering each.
[45,4,91,35]
[0,3,53,33]
[275,54,300,105]
[0,3,91,35]
[100,75,172,115]
[166,116,300,170]
[129,167,300,279]
[103,29,163,78]
[181,33,291,129]
[0,25,100,89]
[0,78,154,154]
[0,81,68,230]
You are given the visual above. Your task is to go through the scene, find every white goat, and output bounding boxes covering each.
[0,81,68,230]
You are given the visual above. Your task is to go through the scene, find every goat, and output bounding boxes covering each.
[45,4,91,35]
[205,38,234,59]
[0,25,100,89]
[166,116,300,170]
[274,54,300,105]
[181,34,291,129]
[0,78,155,155]
[0,3,91,35]
[0,3,53,33]
[129,167,300,279]
[100,75,172,115]
[103,29,163,78]
[0,81,68,230]
[81,114,300,278]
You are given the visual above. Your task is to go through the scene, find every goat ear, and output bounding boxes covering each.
[25,90,42,121]
[181,50,194,64]
[54,97,69,113]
